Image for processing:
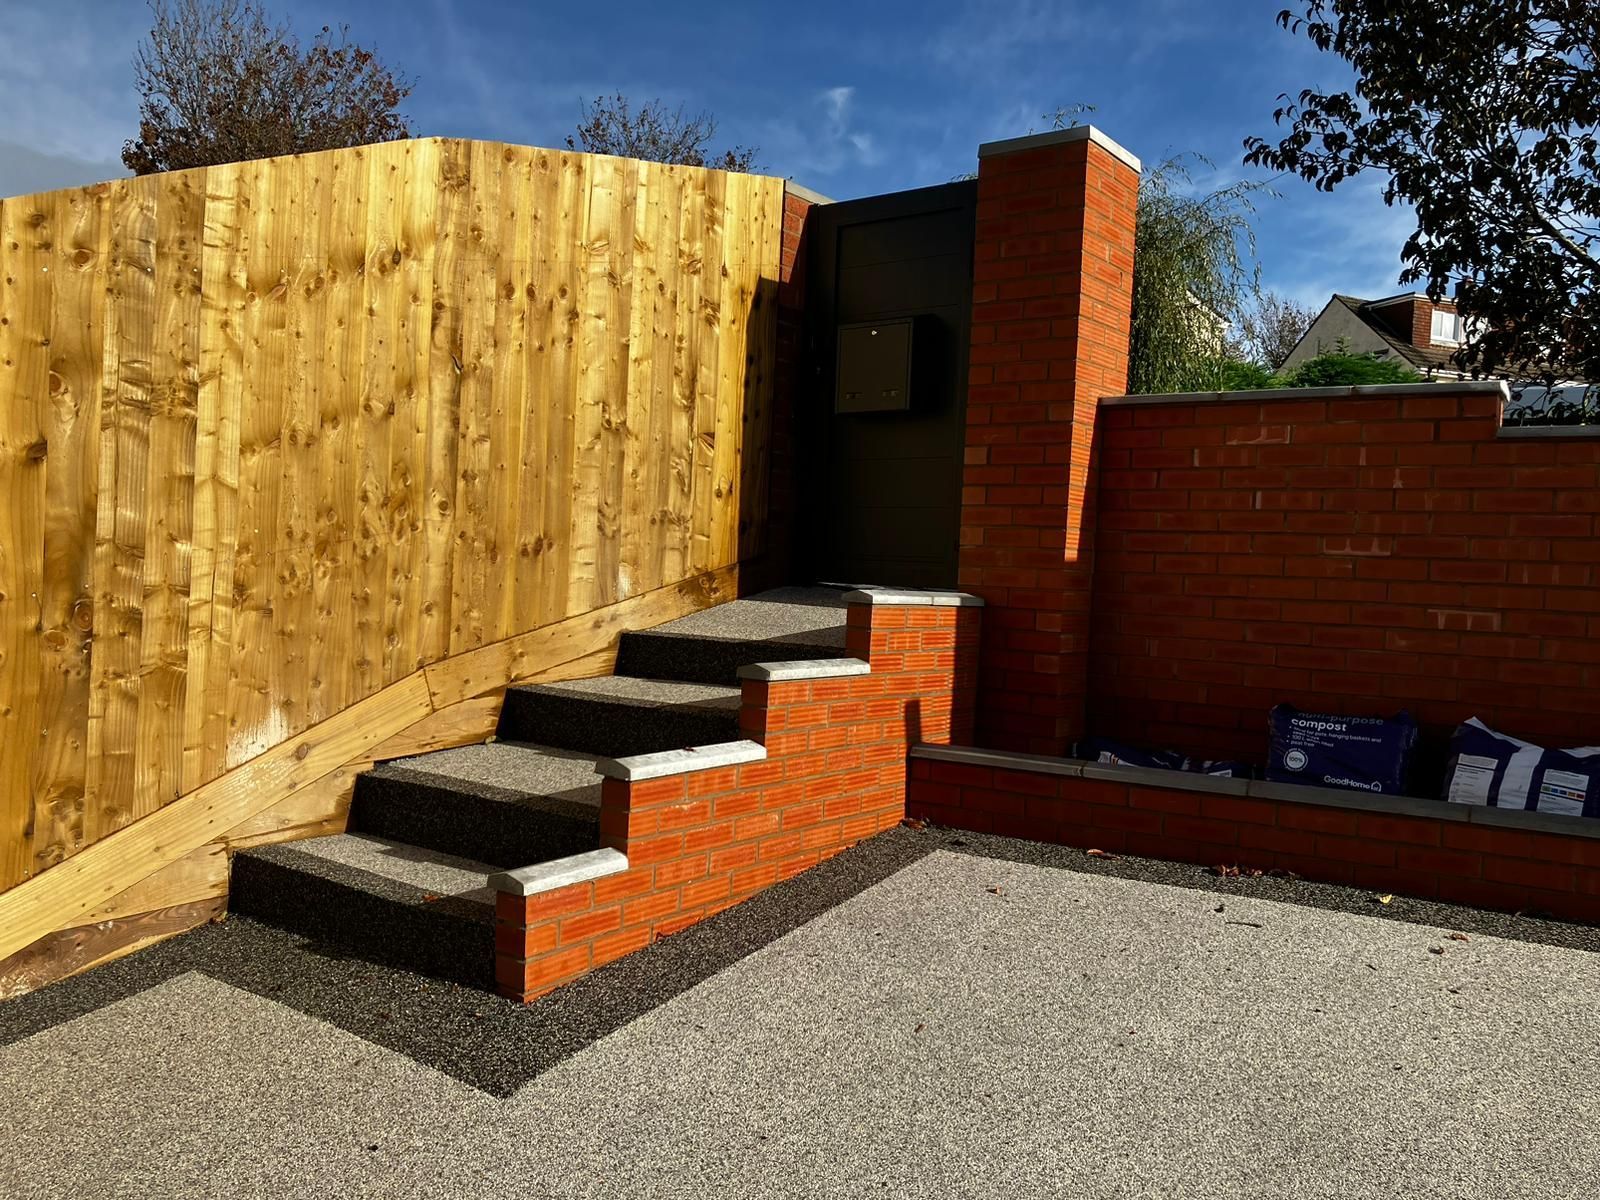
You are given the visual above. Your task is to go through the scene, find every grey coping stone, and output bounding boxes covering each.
[911,745,1250,795]
[911,744,1088,777]
[1246,779,1468,822]
[736,658,871,682]
[1465,802,1600,840]
[842,586,985,607]
[1098,380,1510,406]
[976,124,1143,174]
[489,847,630,897]
[1497,423,1600,440]
[1080,760,1251,796]
[783,180,834,206]
[595,739,767,782]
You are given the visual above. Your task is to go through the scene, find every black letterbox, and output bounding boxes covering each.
[834,317,931,414]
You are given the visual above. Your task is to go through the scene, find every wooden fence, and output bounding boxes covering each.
[0,138,785,982]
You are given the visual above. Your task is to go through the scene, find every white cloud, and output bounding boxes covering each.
[1261,175,1418,308]
[753,85,885,182]
[821,86,854,124]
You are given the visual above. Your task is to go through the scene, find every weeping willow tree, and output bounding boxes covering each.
[1128,157,1270,394]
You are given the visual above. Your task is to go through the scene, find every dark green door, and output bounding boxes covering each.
[802,182,976,589]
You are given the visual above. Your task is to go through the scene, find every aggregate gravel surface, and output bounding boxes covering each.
[648,586,849,645]
[3,827,1598,1198]
[532,674,742,709]
[284,832,499,899]
[379,741,603,805]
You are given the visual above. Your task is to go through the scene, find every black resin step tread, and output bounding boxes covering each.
[352,742,602,868]
[496,676,742,759]
[229,834,496,988]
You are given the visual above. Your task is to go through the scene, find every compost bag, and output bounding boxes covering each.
[1442,719,1600,817]
[1267,704,1416,795]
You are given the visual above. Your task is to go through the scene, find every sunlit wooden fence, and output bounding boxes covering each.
[0,138,784,963]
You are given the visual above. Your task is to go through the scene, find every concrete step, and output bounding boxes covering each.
[351,742,602,868]
[497,675,742,758]
[614,586,852,685]
[229,833,497,988]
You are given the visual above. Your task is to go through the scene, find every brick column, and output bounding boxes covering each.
[958,127,1140,755]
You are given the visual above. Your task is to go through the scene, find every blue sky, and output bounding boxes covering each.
[0,0,1418,308]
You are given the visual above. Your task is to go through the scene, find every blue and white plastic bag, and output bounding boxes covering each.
[1267,704,1417,795]
[1442,719,1600,818]
[1077,737,1253,779]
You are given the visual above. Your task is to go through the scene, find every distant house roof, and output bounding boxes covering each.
[1328,294,1465,375]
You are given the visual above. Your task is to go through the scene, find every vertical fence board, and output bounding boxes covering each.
[691,170,732,579]
[385,139,438,680]
[711,174,746,569]
[85,177,158,840]
[184,164,244,792]
[449,140,501,654]
[421,141,468,666]
[485,144,531,643]
[287,152,332,726]
[224,157,290,769]
[132,169,201,821]
[0,196,50,888]
[666,168,706,584]
[535,151,583,627]
[31,185,108,876]
[511,149,557,620]
[644,164,684,593]
[305,147,366,728]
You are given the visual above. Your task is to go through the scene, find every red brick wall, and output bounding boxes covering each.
[1089,387,1600,763]
[959,131,1140,756]
[495,599,980,1002]
[909,753,1600,922]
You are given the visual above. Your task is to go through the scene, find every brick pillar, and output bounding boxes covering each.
[958,127,1140,755]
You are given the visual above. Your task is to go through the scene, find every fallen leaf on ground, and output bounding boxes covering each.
[986,885,1005,895]
[1429,945,1445,955]
[1447,932,1470,942]
[914,1022,926,1034]
[421,893,442,903]
[902,817,927,830]
[1087,848,1118,859]
[1377,894,1394,906]
[1212,864,1241,877]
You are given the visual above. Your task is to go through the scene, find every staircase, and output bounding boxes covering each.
[228,588,851,989]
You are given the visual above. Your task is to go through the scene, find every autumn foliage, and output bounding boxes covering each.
[122,0,412,176]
